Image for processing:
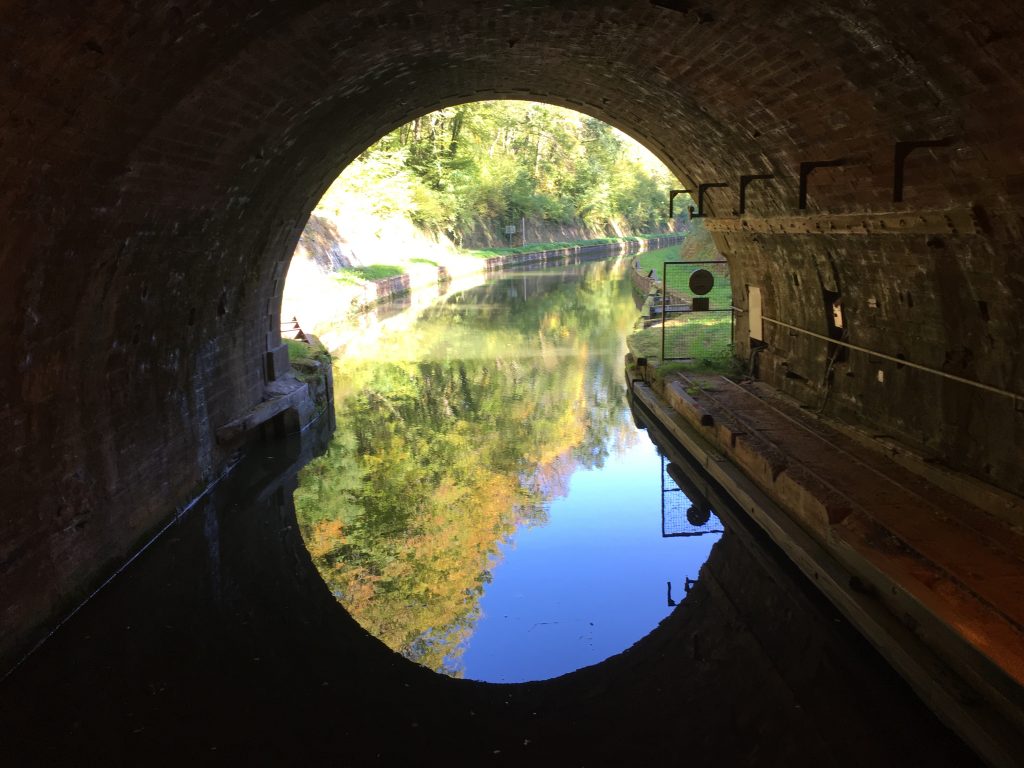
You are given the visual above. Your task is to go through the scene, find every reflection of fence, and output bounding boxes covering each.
[661,453,724,538]
[660,260,733,362]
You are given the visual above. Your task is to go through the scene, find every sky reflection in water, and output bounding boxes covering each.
[295,257,722,682]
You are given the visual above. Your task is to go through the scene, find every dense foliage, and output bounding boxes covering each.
[316,101,678,244]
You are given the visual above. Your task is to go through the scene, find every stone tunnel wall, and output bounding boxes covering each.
[726,224,1023,489]
[1,0,1023,668]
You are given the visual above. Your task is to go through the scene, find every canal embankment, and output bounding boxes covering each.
[215,334,335,446]
[282,217,689,346]
[347,233,686,313]
[625,357,1024,767]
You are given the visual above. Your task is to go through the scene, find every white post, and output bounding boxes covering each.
[748,286,763,341]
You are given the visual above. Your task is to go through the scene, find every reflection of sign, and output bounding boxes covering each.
[662,457,724,538]
[504,225,517,235]
[689,269,715,296]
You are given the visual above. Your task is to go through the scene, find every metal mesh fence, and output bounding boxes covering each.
[659,260,733,362]
[661,454,724,538]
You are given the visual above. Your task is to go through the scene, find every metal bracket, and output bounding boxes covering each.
[798,160,845,210]
[691,182,729,218]
[669,189,692,218]
[893,138,953,203]
[738,174,774,215]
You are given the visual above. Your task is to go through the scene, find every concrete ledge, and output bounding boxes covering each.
[630,381,1024,768]
[664,381,714,429]
[343,235,687,317]
[216,375,311,444]
[774,464,854,532]
[742,381,1024,531]
[704,208,978,236]
[656,374,1024,682]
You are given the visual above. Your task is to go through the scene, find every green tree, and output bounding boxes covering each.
[319,100,679,245]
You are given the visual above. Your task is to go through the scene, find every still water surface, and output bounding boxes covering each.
[296,256,722,682]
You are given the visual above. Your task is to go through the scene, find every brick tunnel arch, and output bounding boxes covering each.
[3,0,1023,668]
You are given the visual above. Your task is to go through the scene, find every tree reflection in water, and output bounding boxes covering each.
[295,258,655,676]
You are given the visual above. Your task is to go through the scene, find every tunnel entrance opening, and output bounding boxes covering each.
[278,99,702,346]
[282,102,734,682]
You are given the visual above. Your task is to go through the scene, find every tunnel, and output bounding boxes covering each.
[2,0,1023,761]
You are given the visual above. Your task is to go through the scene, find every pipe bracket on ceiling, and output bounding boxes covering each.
[893,138,954,203]
[668,188,692,218]
[798,159,846,210]
[691,182,729,218]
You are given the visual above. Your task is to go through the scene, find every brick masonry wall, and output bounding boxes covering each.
[726,227,1024,490]
[1,0,1023,668]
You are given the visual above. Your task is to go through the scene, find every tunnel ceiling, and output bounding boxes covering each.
[2,0,1024,668]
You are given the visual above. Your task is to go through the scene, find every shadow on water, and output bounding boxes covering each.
[0,257,981,767]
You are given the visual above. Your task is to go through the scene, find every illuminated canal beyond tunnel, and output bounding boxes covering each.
[296,258,723,682]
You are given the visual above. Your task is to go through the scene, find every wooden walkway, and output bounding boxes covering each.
[641,372,1024,766]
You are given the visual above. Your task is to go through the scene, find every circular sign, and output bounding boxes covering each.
[689,269,715,296]
[687,504,711,527]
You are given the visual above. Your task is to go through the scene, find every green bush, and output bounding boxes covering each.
[320,101,684,247]
[334,264,406,283]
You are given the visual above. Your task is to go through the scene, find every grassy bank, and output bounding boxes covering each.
[627,220,739,376]
[632,220,720,275]
[327,231,685,285]
[333,265,406,285]
[467,231,683,259]
[626,316,739,376]
[286,337,332,372]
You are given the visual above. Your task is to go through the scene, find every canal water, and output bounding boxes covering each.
[1,255,980,763]
[296,255,724,682]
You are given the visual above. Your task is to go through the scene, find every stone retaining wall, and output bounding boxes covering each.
[481,235,685,273]
[356,235,687,314]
